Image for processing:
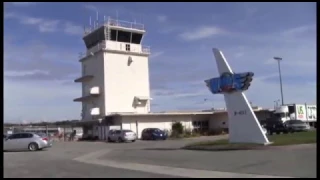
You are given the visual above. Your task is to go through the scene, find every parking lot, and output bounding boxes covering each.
[4,136,317,178]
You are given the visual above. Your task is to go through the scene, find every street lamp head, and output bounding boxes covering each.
[273,57,282,61]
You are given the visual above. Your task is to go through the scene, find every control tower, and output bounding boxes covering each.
[73,17,151,121]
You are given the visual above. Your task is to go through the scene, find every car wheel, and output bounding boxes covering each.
[118,137,123,143]
[131,140,135,142]
[28,143,39,151]
[276,131,280,135]
[107,137,112,142]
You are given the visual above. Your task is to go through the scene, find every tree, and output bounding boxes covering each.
[172,122,184,136]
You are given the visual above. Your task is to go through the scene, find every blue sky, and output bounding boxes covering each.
[4,2,316,123]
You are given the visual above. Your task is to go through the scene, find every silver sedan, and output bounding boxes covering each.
[3,132,52,151]
[107,130,137,143]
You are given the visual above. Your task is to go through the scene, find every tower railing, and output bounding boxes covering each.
[79,43,150,59]
[84,17,145,36]
[107,18,144,30]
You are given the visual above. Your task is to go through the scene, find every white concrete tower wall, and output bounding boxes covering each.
[104,52,150,114]
[80,52,105,121]
[74,17,151,121]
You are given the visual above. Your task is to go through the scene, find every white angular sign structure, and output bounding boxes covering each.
[205,48,270,144]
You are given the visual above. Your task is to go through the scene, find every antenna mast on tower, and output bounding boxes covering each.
[96,11,99,27]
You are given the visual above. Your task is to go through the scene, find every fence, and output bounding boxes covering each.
[3,125,83,142]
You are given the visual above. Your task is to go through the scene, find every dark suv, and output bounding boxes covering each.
[265,119,289,135]
[141,128,167,140]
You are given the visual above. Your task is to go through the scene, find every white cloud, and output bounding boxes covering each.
[152,89,209,100]
[5,70,50,77]
[234,52,244,58]
[150,51,164,59]
[4,12,82,36]
[64,22,83,36]
[38,20,60,32]
[158,25,181,34]
[247,75,316,108]
[10,2,39,6]
[179,26,226,41]
[157,15,167,23]
[150,21,316,111]
[4,80,80,122]
[4,38,81,122]
[83,4,99,12]
[281,24,316,37]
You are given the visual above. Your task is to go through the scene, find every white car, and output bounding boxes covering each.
[4,132,52,151]
[107,130,136,143]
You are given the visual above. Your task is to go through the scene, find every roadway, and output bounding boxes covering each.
[4,136,316,178]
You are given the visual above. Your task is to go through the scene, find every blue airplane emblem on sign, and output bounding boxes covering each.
[205,72,254,94]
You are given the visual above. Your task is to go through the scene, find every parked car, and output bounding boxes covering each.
[265,120,289,135]
[35,132,54,145]
[141,128,168,140]
[107,130,136,143]
[284,120,311,132]
[3,132,52,152]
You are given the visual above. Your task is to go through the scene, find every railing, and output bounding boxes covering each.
[107,18,144,30]
[84,17,145,36]
[79,43,151,59]
[142,46,151,54]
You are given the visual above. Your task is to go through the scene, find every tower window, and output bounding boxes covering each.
[118,30,131,43]
[110,30,117,41]
[131,33,143,44]
[125,44,130,51]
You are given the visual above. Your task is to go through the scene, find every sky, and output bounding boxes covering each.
[4,2,317,123]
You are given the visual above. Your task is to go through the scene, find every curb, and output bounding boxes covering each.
[183,143,316,151]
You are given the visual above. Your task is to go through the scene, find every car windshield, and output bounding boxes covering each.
[151,128,162,133]
[290,120,305,125]
[122,130,133,133]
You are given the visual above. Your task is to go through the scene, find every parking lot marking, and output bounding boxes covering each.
[73,150,294,178]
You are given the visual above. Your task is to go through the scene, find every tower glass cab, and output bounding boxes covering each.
[81,17,150,57]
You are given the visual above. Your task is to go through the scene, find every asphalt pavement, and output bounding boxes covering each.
[4,136,317,178]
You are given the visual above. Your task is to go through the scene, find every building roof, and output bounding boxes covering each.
[107,108,274,117]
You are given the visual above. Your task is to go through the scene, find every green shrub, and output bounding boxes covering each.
[172,122,184,135]
[184,128,193,136]
[170,122,184,138]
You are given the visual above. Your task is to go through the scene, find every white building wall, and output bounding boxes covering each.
[209,111,272,130]
[106,41,143,53]
[121,115,193,139]
[209,113,229,130]
[104,51,150,114]
[81,52,105,121]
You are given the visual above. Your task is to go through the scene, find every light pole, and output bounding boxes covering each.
[274,57,284,105]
